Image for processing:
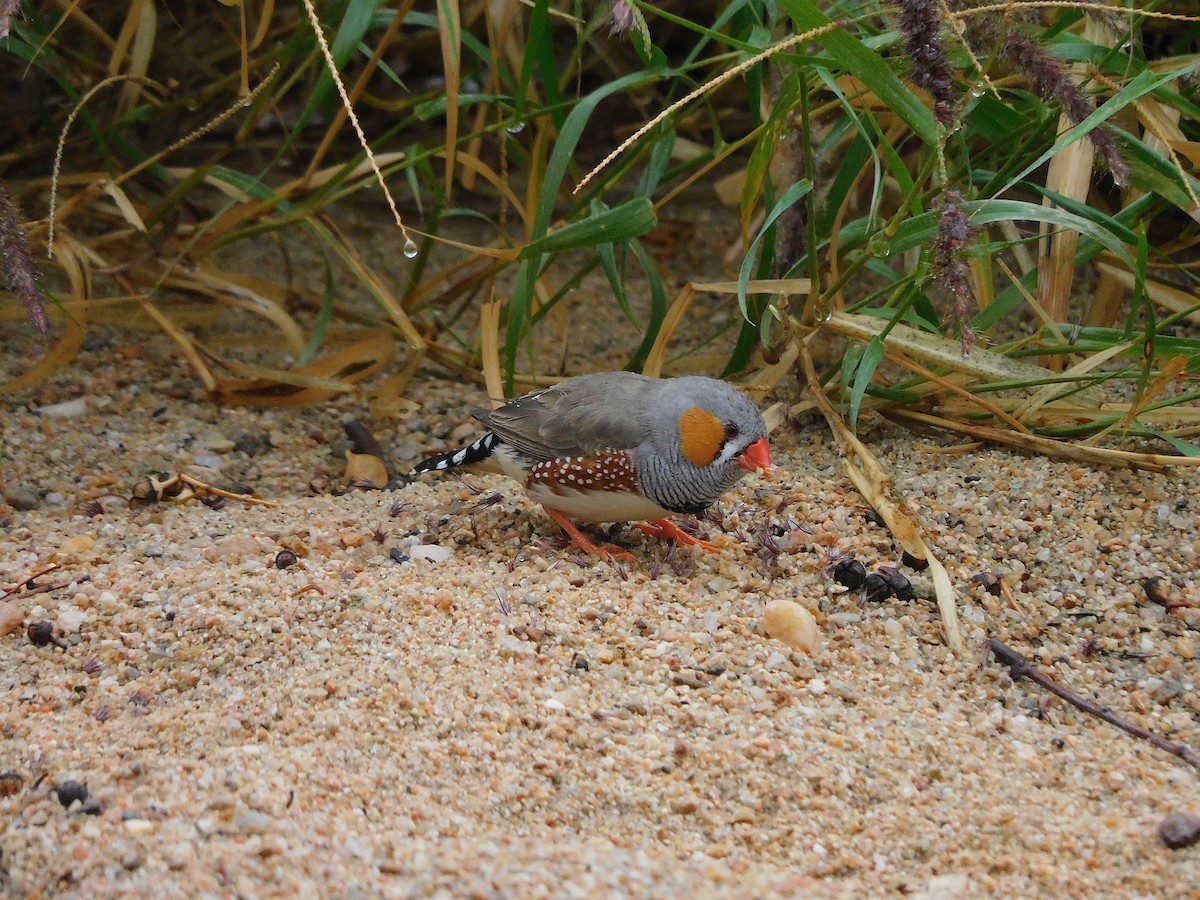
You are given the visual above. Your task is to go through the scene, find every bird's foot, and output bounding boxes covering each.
[546,509,636,562]
[634,518,722,553]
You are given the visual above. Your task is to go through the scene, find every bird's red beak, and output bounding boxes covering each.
[736,436,772,476]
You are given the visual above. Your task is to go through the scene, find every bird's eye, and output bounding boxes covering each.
[723,422,739,440]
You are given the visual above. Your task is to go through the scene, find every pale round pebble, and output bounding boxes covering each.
[763,599,821,652]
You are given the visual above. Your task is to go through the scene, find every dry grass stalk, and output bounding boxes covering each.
[1095,262,1200,325]
[823,311,1053,384]
[298,0,413,246]
[1036,15,1110,365]
[574,21,847,195]
[886,409,1191,473]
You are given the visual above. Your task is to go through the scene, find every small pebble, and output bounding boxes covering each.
[0,603,23,637]
[57,608,88,633]
[1142,576,1173,607]
[54,780,89,809]
[38,397,89,418]
[1159,812,1200,849]
[233,808,272,834]
[6,486,40,510]
[763,600,820,653]
[275,549,298,569]
[972,572,1002,595]
[411,544,451,563]
[59,534,96,555]
[232,430,267,456]
[123,818,156,836]
[0,771,23,797]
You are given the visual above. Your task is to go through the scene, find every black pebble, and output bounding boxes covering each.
[389,549,409,565]
[275,549,298,569]
[54,780,89,808]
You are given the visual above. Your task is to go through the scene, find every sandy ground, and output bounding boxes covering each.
[2,317,1200,899]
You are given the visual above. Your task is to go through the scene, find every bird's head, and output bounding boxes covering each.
[660,377,771,482]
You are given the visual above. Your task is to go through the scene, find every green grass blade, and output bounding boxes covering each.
[778,0,938,147]
[849,335,887,431]
[517,198,657,259]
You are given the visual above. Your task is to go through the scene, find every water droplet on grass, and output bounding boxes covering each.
[506,120,526,134]
[403,238,418,259]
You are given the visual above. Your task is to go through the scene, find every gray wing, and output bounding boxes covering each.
[472,372,660,461]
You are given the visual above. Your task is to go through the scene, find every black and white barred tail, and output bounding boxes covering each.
[411,432,500,475]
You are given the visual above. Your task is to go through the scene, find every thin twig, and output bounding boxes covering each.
[1,563,62,597]
[988,638,1200,772]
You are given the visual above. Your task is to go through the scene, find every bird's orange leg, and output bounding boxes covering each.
[633,518,723,553]
[545,509,635,562]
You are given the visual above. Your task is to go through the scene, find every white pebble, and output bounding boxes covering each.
[38,397,89,418]
[410,544,452,563]
[57,607,88,633]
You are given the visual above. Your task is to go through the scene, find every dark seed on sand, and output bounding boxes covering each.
[54,780,89,808]
[28,621,67,649]
[1159,812,1200,849]
[862,573,893,603]
[833,558,867,591]
[1143,576,1172,606]
[879,567,914,601]
[0,771,23,797]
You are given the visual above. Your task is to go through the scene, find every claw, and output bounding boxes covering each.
[634,519,722,553]
[546,509,636,562]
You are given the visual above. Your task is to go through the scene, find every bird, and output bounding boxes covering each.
[411,372,771,561]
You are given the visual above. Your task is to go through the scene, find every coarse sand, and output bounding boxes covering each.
[3,330,1200,898]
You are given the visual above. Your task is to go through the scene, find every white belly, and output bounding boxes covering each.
[527,484,672,524]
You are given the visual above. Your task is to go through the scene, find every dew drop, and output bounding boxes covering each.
[403,238,419,259]
[506,120,526,134]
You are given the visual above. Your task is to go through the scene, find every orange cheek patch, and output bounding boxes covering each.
[678,406,723,468]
